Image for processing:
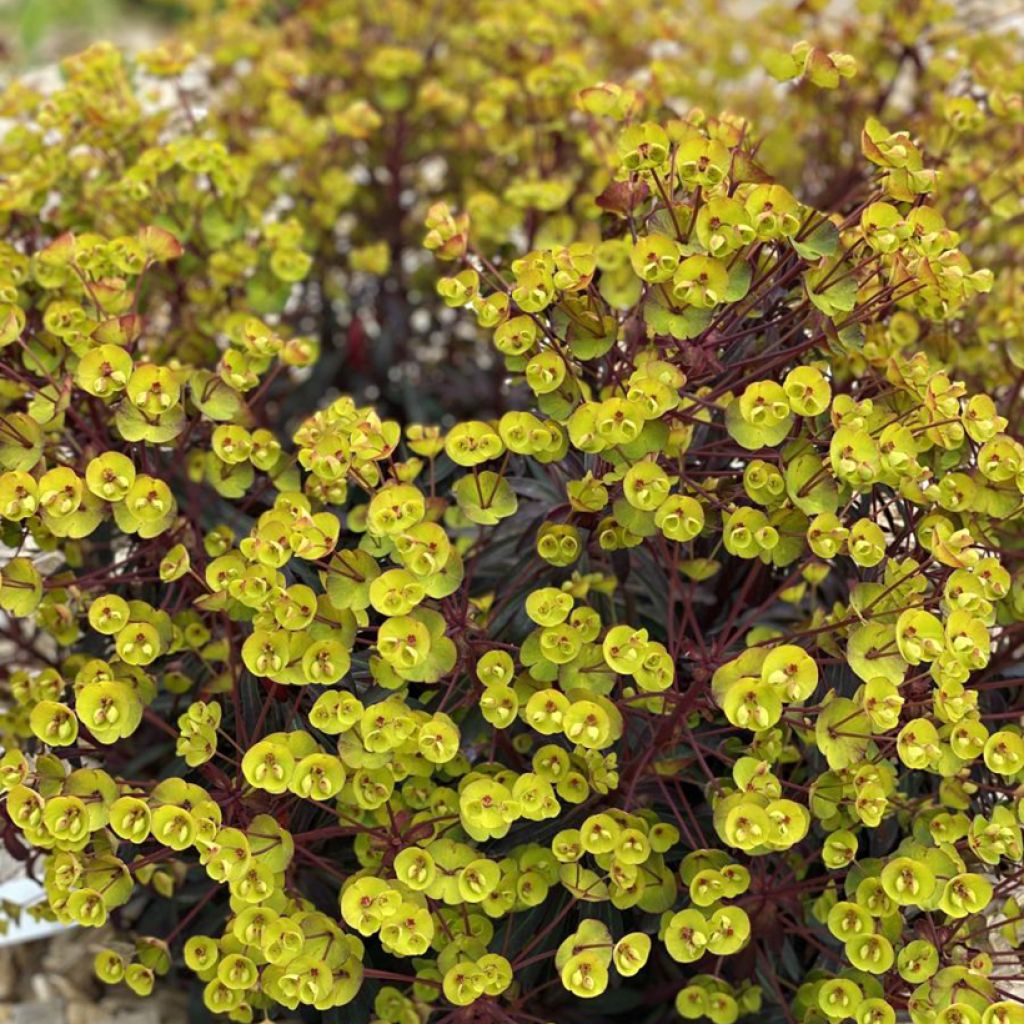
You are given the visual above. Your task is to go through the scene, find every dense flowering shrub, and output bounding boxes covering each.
[2,2,1024,1024]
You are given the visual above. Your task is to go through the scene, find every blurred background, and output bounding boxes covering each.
[0,0,183,70]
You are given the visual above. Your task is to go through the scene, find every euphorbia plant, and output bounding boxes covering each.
[2,3,1024,1024]
[2,1,1022,409]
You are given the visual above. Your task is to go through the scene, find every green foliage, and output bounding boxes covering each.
[1,1,1024,1024]
[0,0,183,65]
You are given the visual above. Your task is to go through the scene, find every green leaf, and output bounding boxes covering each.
[762,47,800,82]
[725,260,752,302]
[804,262,858,318]
[792,219,840,260]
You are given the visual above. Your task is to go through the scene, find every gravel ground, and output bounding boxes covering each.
[0,928,188,1024]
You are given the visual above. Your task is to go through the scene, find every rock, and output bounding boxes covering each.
[69,1005,162,1024]
[0,1001,65,1024]
[0,926,187,1024]
[0,952,15,1002]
